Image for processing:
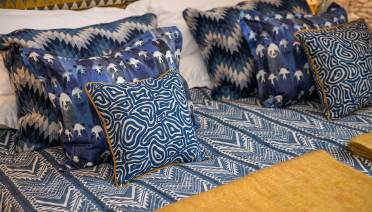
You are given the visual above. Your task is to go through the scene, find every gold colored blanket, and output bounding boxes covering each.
[348,132,372,160]
[159,150,372,212]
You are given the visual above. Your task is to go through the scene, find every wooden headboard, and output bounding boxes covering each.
[0,0,138,10]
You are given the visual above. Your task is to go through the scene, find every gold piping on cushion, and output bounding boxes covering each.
[294,19,367,120]
[84,68,175,187]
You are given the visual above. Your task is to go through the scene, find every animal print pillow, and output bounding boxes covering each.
[17,27,185,169]
[2,13,157,152]
[240,3,347,107]
[183,0,311,100]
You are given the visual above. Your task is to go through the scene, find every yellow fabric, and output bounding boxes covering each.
[348,132,372,160]
[159,150,372,212]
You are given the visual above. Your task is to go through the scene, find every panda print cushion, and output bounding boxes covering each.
[240,3,347,108]
[17,27,184,169]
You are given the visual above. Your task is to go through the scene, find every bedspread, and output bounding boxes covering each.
[0,88,371,211]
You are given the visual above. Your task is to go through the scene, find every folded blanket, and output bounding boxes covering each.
[158,150,372,212]
[348,132,372,160]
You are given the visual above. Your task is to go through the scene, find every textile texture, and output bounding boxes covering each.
[240,3,347,107]
[86,70,204,185]
[295,19,372,119]
[0,88,371,211]
[18,27,186,168]
[1,13,157,152]
[159,151,372,212]
[183,0,311,100]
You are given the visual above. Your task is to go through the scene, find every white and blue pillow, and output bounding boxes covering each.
[240,3,347,107]
[86,69,204,185]
[295,19,372,119]
[2,14,157,152]
[183,0,311,100]
[18,27,186,168]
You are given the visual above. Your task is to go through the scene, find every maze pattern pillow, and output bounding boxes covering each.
[240,3,347,107]
[2,14,157,152]
[18,27,185,168]
[86,69,204,185]
[295,19,372,119]
[183,0,311,100]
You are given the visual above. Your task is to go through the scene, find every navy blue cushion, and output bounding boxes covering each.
[86,69,205,185]
[17,27,187,168]
[240,3,347,107]
[2,14,157,152]
[183,0,311,100]
[295,19,372,119]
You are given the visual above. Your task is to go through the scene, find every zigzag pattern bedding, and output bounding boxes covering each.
[0,88,371,211]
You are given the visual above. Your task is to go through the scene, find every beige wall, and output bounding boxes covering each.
[334,0,372,27]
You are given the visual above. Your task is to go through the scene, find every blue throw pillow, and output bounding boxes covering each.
[295,19,372,119]
[240,3,347,107]
[2,14,157,152]
[86,69,204,185]
[183,0,311,100]
[18,27,187,168]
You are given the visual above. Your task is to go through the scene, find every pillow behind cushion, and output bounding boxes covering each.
[86,69,204,186]
[240,3,347,107]
[295,19,372,119]
[2,13,157,152]
[18,27,186,168]
[183,0,311,100]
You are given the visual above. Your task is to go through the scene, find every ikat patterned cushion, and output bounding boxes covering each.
[295,19,372,119]
[183,0,311,100]
[2,13,157,152]
[86,69,204,185]
[18,27,185,168]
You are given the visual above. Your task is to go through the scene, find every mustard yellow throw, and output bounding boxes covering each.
[348,132,372,160]
[159,150,372,212]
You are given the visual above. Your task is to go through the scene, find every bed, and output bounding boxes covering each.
[0,87,371,211]
[1,0,372,211]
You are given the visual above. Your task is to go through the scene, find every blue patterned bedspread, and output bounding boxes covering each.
[1,88,371,211]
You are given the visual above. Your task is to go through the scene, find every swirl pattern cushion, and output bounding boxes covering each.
[2,13,157,152]
[240,3,347,107]
[18,27,185,168]
[86,69,204,185]
[295,19,372,119]
[183,0,311,100]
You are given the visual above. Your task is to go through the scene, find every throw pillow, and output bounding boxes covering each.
[240,3,347,107]
[183,0,311,100]
[18,26,185,168]
[295,19,372,119]
[86,69,204,185]
[2,13,157,152]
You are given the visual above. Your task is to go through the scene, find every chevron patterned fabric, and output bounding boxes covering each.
[0,0,137,10]
[1,14,157,153]
[0,87,371,211]
[183,0,311,100]
[0,128,16,155]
